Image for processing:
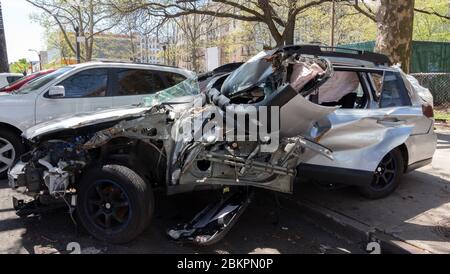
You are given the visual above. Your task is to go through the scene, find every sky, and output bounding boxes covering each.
[2,0,45,63]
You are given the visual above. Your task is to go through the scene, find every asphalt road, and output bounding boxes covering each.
[0,182,364,254]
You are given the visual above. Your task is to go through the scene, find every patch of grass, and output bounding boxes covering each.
[435,110,450,122]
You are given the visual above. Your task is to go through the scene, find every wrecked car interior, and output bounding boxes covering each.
[8,45,437,245]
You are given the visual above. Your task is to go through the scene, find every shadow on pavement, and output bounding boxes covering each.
[0,187,362,254]
[437,133,450,150]
[293,166,450,252]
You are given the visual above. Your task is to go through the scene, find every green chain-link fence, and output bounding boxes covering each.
[341,41,450,73]
[410,73,450,121]
[410,73,450,106]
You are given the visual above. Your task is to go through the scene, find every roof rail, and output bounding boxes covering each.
[90,59,182,69]
[280,44,391,66]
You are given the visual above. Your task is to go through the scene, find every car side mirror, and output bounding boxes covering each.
[48,86,65,98]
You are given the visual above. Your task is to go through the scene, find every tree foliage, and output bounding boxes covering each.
[9,59,29,74]
[414,0,450,41]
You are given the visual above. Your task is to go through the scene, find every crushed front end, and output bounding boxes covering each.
[8,46,338,245]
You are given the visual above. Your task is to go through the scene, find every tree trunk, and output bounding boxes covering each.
[281,18,295,46]
[191,43,198,72]
[130,31,136,61]
[0,0,9,72]
[86,0,94,61]
[375,0,415,73]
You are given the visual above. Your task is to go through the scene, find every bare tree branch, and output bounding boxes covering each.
[350,0,376,22]
[26,0,78,55]
[414,7,450,20]
[110,0,338,46]
[27,0,121,61]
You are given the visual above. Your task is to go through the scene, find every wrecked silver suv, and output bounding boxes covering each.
[8,45,437,245]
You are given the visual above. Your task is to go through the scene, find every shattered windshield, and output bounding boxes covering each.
[142,77,200,107]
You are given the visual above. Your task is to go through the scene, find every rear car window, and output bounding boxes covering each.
[369,72,383,97]
[161,72,186,87]
[116,69,166,96]
[379,71,411,108]
[7,76,22,83]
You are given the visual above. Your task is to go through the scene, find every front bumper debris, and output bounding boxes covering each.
[12,196,65,218]
[167,188,253,246]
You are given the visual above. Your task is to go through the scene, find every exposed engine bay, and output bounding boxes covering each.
[8,47,353,245]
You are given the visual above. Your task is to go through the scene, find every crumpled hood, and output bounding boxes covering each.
[24,106,150,141]
[23,95,199,141]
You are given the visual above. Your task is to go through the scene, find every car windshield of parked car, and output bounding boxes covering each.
[142,77,200,106]
[14,67,74,94]
[5,74,28,86]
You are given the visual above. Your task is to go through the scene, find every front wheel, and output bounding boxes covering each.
[357,148,404,199]
[76,165,154,244]
[0,130,25,179]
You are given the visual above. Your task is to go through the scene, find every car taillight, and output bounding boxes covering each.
[422,102,434,118]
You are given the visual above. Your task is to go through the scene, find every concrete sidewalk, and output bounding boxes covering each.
[287,128,450,254]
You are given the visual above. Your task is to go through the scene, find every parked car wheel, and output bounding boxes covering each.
[357,148,404,199]
[0,130,24,179]
[76,165,154,244]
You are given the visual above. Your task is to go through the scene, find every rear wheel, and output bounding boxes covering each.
[357,149,404,199]
[76,165,154,244]
[0,130,24,179]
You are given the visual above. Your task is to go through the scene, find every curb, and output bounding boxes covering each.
[280,195,430,254]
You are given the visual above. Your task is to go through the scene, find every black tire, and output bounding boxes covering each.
[0,129,25,179]
[76,165,154,244]
[357,148,404,199]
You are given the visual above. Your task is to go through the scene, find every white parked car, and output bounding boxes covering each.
[0,62,194,177]
[0,73,23,89]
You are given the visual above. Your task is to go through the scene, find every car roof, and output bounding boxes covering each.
[66,61,195,78]
[277,44,391,68]
[0,72,23,76]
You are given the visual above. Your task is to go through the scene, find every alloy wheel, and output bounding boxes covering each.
[372,152,396,189]
[0,137,15,173]
[85,179,132,232]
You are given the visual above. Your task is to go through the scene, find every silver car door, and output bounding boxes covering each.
[302,69,417,174]
[305,108,414,173]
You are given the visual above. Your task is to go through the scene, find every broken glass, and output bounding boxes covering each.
[142,77,200,107]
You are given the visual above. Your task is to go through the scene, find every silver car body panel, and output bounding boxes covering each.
[9,51,437,196]
[303,109,414,172]
[300,68,436,172]
[280,94,338,138]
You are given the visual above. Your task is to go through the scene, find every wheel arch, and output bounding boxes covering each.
[93,137,167,189]
[0,122,22,136]
[396,143,409,173]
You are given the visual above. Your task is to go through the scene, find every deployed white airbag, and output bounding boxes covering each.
[317,71,360,103]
